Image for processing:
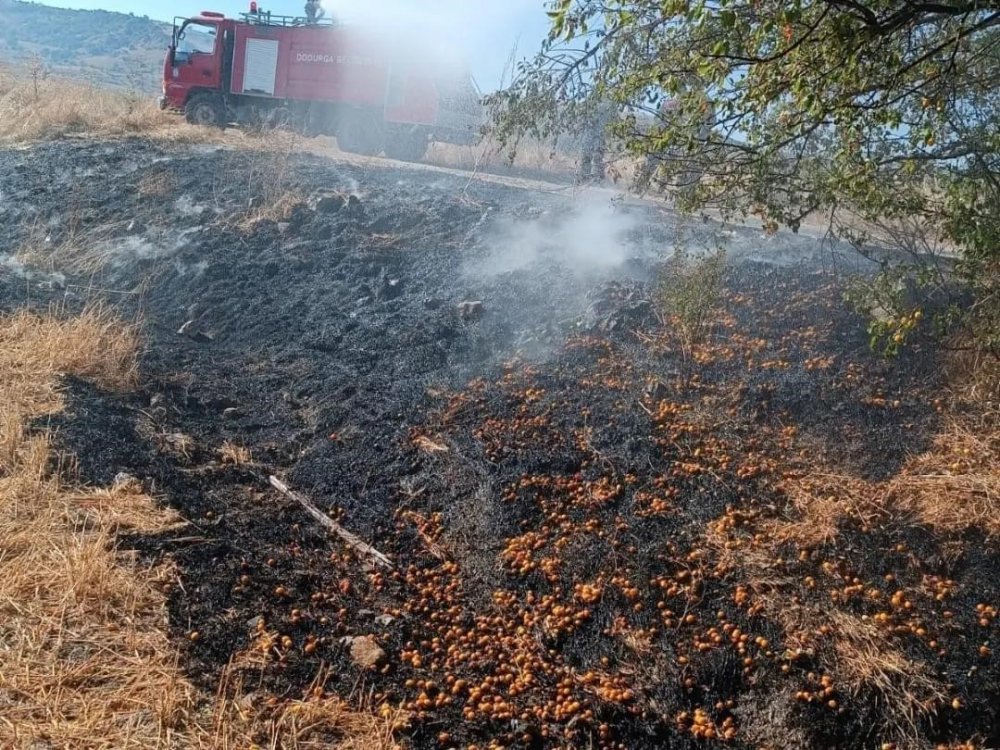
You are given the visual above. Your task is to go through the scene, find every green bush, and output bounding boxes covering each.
[656,248,725,352]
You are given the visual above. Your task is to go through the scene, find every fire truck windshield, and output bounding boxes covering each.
[176,22,217,57]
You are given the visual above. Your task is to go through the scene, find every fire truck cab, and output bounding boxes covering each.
[161,8,483,161]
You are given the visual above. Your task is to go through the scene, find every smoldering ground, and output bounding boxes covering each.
[2,137,992,750]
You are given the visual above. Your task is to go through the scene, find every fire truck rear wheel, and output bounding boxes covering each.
[384,131,428,162]
[337,113,383,156]
[185,95,225,128]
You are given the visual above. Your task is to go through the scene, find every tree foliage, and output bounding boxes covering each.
[489,1,1000,358]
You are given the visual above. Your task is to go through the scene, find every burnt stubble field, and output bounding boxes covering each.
[1,139,996,749]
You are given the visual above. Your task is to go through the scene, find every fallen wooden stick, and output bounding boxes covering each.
[268,476,394,569]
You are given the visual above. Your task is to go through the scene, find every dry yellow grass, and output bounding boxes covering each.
[235,189,308,235]
[0,306,191,749]
[707,390,1000,747]
[766,474,890,548]
[777,600,947,744]
[709,541,949,747]
[427,136,579,178]
[827,611,947,739]
[889,415,1000,537]
[218,441,253,466]
[426,133,646,188]
[0,64,228,145]
[772,413,1000,543]
[228,129,312,233]
[0,64,169,142]
[0,306,398,749]
[705,395,999,747]
[209,662,407,750]
[14,212,115,277]
[948,345,1000,404]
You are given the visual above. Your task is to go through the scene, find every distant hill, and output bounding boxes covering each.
[0,0,171,92]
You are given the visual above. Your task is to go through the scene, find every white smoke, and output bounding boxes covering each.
[326,0,548,90]
[0,252,67,287]
[468,195,646,279]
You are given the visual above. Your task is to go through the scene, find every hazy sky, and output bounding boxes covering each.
[36,0,554,89]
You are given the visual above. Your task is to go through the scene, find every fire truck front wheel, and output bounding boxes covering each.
[185,95,225,128]
[337,112,383,156]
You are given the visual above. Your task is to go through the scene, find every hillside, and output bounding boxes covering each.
[0,0,170,91]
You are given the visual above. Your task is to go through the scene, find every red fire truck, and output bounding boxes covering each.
[160,8,483,160]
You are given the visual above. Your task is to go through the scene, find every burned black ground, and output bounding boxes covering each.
[1,138,996,749]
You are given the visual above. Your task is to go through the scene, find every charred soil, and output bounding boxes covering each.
[1,139,997,750]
